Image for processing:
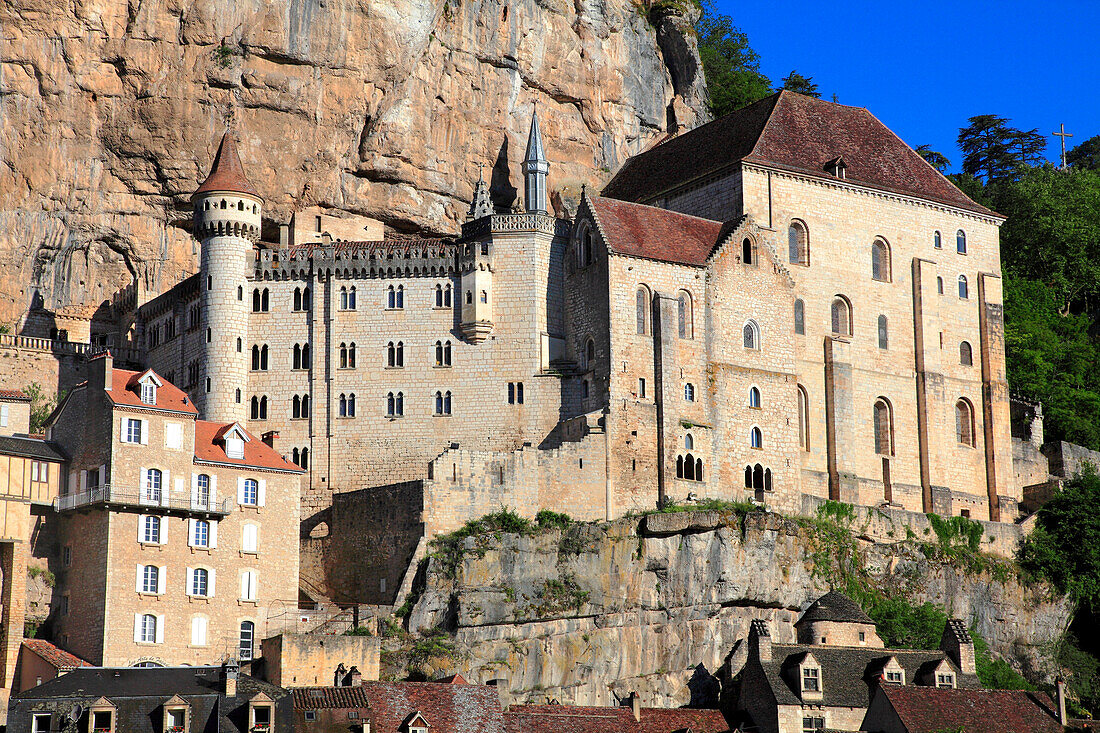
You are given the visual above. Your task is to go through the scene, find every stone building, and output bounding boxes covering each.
[43,353,302,668]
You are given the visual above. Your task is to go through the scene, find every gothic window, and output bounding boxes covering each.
[744,463,770,494]
[956,398,975,446]
[340,286,349,310]
[685,433,694,450]
[292,395,301,419]
[259,396,267,419]
[743,320,760,350]
[937,277,944,295]
[236,337,242,353]
[675,453,703,481]
[831,296,852,337]
[465,290,473,304]
[294,287,302,312]
[636,286,650,335]
[934,230,942,249]
[749,386,761,409]
[789,220,809,265]
[585,338,595,370]
[388,285,405,309]
[797,385,810,451]
[435,340,452,367]
[956,229,967,254]
[960,341,973,366]
[878,315,889,349]
[235,388,241,403]
[435,391,452,416]
[387,341,404,368]
[339,343,349,369]
[386,392,403,417]
[677,290,693,339]
[480,290,488,304]
[300,448,309,469]
[348,343,356,369]
[742,237,754,265]
[958,275,969,299]
[435,284,444,307]
[262,289,269,311]
[684,383,695,402]
[577,226,594,268]
[794,299,805,335]
[873,398,894,456]
[301,394,310,417]
[339,394,348,417]
[871,239,891,282]
[251,345,260,370]
[444,284,452,307]
[750,426,763,449]
[303,287,312,310]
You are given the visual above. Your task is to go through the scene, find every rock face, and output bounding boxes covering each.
[407,512,1070,708]
[0,0,706,326]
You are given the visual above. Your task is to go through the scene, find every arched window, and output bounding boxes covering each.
[878,315,889,349]
[958,275,969,299]
[934,231,942,249]
[348,343,356,369]
[339,393,348,417]
[873,398,894,456]
[258,396,267,419]
[293,287,302,312]
[302,394,310,416]
[140,614,158,643]
[585,338,595,369]
[387,342,397,368]
[235,388,241,403]
[789,220,809,265]
[480,290,488,304]
[250,396,260,420]
[435,284,444,307]
[956,229,967,254]
[236,337,242,353]
[794,299,805,335]
[196,474,210,507]
[237,285,243,300]
[831,296,852,337]
[386,392,396,417]
[465,290,473,304]
[750,426,763,449]
[577,227,594,267]
[143,468,162,503]
[293,344,302,370]
[300,448,309,469]
[252,289,261,312]
[443,283,452,307]
[749,386,761,409]
[251,345,260,371]
[388,285,405,309]
[302,287,311,310]
[260,345,269,370]
[339,343,348,369]
[340,286,348,310]
[871,239,891,282]
[742,238,754,265]
[636,286,650,335]
[937,277,944,295]
[240,621,255,661]
[261,289,269,311]
[960,341,973,366]
[677,290,693,339]
[797,385,810,451]
[956,399,975,446]
[743,320,760,350]
[685,433,694,450]
[684,383,695,402]
[347,286,355,310]
[292,395,301,419]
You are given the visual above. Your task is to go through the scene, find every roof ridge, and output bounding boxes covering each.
[593,195,724,225]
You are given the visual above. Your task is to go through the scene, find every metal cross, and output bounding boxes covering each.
[1052,123,1073,169]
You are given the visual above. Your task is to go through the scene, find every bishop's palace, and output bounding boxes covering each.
[9,91,1022,607]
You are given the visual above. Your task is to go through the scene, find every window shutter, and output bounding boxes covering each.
[157,566,166,595]
[98,465,106,486]
[162,469,171,505]
[139,466,147,495]
[140,420,149,445]
[155,614,165,643]
[133,613,142,643]
[120,417,127,442]
[237,477,245,505]
[209,569,217,598]
[80,470,87,491]
[174,476,184,496]
[242,524,257,553]
[210,475,218,507]
[186,567,194,595]
[137,516,145,543]
[209,521,218,549]
[258,479,267,507]
[190,474,198,509]
[187,520,196,548]
[136,564,143,593]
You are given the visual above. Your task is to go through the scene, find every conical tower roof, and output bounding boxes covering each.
[795,591,874,626]
[524,109,546,164]
[193,132,261,199]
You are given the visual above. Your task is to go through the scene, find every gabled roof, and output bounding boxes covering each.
[0,435,66,462]
[194,420,302,472]
[107,368,197,415]
[353,681,504,733]
[796,591,875,626]
[602,91,993,217]
[194,131,261,199]
[12,665,283,700]
[504,704,730,733]
[585,195,726,267]
[876,685,1062,733]
[21,639,92,672]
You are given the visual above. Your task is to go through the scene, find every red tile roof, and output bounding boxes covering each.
[108,369,197,415]
[586,195,725,267]
[505,705,730,733]
[22,639,92,671]
[295,681,506,733]
[194,131,260,199]
[194,421,302,472]
[0,390,31,402]
[879,685,1062,733]
[292,686,371,709]
[603,91,993,217]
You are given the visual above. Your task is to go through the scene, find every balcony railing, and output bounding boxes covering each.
[55,484,233,516]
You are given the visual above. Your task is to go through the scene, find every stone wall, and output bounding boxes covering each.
[260,632,380,687]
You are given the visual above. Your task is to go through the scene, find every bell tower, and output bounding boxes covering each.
[191,131,262,423]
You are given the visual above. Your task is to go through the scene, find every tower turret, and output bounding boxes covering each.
[522,108,549,214]
[191,131,262,423]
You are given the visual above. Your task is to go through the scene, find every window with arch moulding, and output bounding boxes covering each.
[677,290,693,339]
[871,239,891,282]
[873,399,894,456]
[831,297,852,337]
[956,229,967,254]
[636,286,650,335]
[958,275,969,299]
[956,399,975,446]
[749,386,761,409]
[794,299,805,335]
[750,426,763,449]
[743,320,760,350]
[788,221,809,266]
[960,341,973,366]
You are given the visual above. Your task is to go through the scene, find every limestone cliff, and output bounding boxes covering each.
[0,0,706,326]
[402,512,1070,707]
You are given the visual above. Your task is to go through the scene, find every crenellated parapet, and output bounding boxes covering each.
[253,239,458,280]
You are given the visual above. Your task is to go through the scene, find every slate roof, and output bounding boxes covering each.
[602,91,993,217]
[194,131,261,198]
[292,686,371,709]
[106,367,198,415]
[758,644,979,708]
[796,590,875,626]
[505,704,730,733]
[586,195,726,267]
[0,390,31,401]
[21,639,91,671]
[0,435,66,462]
[877,685,1063,733]
[194,420,302,472]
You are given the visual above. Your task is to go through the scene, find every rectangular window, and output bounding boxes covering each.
[165,423,182,450]
[242,479,258,506]
[63,546,71,567]
[1,405,8,427]
[242,524,258,553]
[937,673,954,689]
[240,570,257,601]
[802,667,820,691]
[193,520,209,548]
[638,378,646,399]
[191,616,208,646]
[801,717,824,733]
[227,437,244,460]
[142,516,160,544]
[886,671,903,683]
[125,418,142,444]
[31,461,39,482]
[32,714,51,733]
[92,710,113,733]
[141,565,158,594]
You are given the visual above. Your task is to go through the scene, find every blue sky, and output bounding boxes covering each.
[713,0,1100,173]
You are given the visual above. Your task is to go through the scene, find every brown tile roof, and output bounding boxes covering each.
[0,390,31,402]
[108,368,198,415]
[21,639,92,671]
[602,91,993,217]
[292,686,371,709]
[194,131,260,199]
[505,704,730,733]
[878,685,1062,733]
[194,421,302,472]
[586,195,725,267]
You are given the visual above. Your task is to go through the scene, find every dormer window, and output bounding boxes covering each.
[885,670,904,683]
[404,711,430,733]
[227,437,244,459]
[936,672,955,689]
[883,657,905,685]
[89,698,117,733]
[825,157,847,179]
[248,693,274,731]
[163,696,190,733]
[141,382,157,405]
[802,666,820,692]
[798,653,823,701]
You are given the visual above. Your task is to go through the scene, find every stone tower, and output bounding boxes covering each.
[522,107,549,214]
[191,131,262,423]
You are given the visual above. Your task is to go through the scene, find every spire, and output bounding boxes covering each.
[467,164,494,221]
[193,131,261,199]
[522,105,549,214]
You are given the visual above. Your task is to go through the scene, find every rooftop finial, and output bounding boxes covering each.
[523,104,549,213]
[467,163,494,221]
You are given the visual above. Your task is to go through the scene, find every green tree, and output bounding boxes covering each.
[695,0,772,117]
[1068,134,1100,170]
[23,383,61,434]
[957,115,1046,183]
[915,144,951,173]
[777,70,820,97]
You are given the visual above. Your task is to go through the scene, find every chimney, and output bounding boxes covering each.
[488,678,511,709]
[224,659,240,697]
[939,620,975,675]
[749,619,773,663]
[349,666,363,687]
[629,692,641,722]
[1056,677,1068,726]
[334,663,348,687]
[279,224,289,247]
[262,430,279,450]
[90,351,113,393]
